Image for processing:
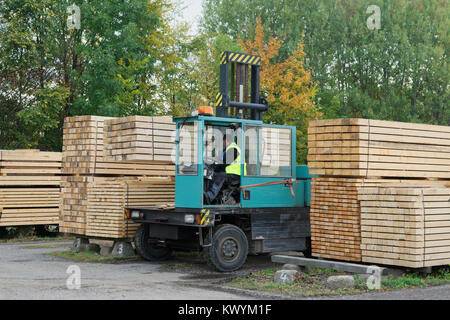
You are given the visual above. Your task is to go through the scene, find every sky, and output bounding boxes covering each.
[179,0,204,34]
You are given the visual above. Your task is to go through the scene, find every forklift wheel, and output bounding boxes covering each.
[204,224,248,272]
[134,224,172,261]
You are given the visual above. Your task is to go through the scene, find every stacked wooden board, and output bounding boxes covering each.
[60,115,176,238]
[85,177,175,238]
[359,186,450,268]
[308,118,450,178]
[308,118,450,267]
[60,175,93,235]
[310,177,364,262]
[0,150,61,226]
[103,116,175,162]
[62,116,175,176]
[311,177,448,264]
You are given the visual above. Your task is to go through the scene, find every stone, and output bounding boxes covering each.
[72,238,89,253]
[326,275,355,290]
[274,270,299,285]
[111,241,135,257]
[100,245,113,256]
[281,264,303,272]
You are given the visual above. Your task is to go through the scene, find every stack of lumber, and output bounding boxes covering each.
[0,150,61,226]
[310,177,364,262]
[311,177,448,263]
[85,177,175,238]
[103,116,175,162]
[60,176,175,238]
[60,115,176,238]
[308,118,450,178]
[308,118,450,266]
[59,176,93,235]
[63,116,175,176]
[359,186,450,268]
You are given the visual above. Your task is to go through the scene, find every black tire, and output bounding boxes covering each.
[204,224,249,272]
[134,224,172,261]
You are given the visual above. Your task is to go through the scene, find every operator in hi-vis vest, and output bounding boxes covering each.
[204,133,246,204]
[222,133,247,176]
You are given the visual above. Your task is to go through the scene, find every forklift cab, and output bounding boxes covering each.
[175,115,297,210]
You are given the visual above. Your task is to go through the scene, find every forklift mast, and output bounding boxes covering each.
[215,51,268,121]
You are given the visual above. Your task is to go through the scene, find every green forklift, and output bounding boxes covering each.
[126,52,314,272]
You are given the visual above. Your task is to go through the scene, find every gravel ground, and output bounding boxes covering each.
[0,241,255,300]
[0,240,448,300]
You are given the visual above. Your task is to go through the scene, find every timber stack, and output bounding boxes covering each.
[0,150,62,227]
[308,118,450,267]
[59,115,175,239]
[103,116,175,162]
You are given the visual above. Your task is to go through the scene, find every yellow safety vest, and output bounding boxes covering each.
[225,142,247,176]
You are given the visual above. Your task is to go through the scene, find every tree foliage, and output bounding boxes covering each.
[0,0,189,150]
[239,18,320,163]
[202,0,449,126]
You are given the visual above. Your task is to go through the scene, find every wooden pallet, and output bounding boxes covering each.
[359,186,450,268]
[308,118,450,178]
[103,116,175,162]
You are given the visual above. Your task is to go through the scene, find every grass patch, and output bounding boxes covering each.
[225,265,450,297]
[382,266,450,290]
[47,249,141,264]
[226,268,362,297]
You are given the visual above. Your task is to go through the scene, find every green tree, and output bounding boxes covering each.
[201,0,449,126]
[0,0,179,150]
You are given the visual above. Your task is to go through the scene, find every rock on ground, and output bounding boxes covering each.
[274,270,299,285]
[281,264,303,272]
[326,275,355,290]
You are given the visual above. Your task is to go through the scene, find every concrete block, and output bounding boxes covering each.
[72,238,89,253]
[272,255,386,275]
[112,241,135,257]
